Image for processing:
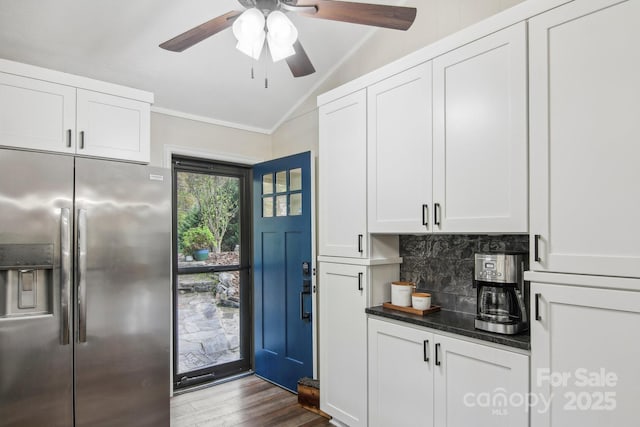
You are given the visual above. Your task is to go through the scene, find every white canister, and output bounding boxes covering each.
[412,292,432,310]
[391,281,415,307]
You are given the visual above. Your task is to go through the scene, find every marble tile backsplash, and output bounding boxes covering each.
[399,235,529,314]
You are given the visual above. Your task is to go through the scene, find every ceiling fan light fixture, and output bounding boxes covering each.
[232,8,266,60]
[266,11,298,62]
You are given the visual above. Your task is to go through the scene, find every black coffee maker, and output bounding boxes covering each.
[474,253,528,335]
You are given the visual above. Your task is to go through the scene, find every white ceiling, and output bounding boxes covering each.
[0,0,401,133]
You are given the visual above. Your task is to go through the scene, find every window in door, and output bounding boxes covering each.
[172,156,251,389]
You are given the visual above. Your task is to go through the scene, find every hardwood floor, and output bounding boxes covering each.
[171,375,333,427]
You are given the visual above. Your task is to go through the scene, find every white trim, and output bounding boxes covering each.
[0,58,153,103]
[316,255,403,266]
[524,271,640,292]
[162,144,266,168]
[152,106,272,135]
[309,149,318,380]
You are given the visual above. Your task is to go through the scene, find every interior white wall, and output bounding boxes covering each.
[272,0,524,156]
[150,112,272,168]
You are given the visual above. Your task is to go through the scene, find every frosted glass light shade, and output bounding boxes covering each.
[232,8,266,60]
[266,11,298,62]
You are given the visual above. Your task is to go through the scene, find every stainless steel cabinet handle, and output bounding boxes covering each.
[358,272,363,291]
[358,234,363,253]
[79,131,85,149]
[77,209,88,343]
[66,129,72,148]
[422,204,429,228]
[60,208,72,345]
[534,234,541,262]
[423,339,429,362]
[435,343,441,366]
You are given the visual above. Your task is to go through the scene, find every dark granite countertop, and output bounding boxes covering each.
[366,306,530,351]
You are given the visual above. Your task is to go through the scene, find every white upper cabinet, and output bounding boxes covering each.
[0,72,76,154]
[0,60,152,163]
[76,90,150,163]
[529,0,640,277]
[432,22,528,233]
[367,62,433,234]
[364,23,527,235]
[319,89,368,258]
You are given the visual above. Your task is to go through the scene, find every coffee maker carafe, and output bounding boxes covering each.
[474,253,528,335]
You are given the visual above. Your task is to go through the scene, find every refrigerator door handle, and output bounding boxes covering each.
[77,209,88,343]
[60,208,72,345]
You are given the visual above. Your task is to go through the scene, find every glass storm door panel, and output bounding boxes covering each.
[172,157,251,389]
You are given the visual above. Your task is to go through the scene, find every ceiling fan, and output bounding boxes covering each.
[159,0,417,78]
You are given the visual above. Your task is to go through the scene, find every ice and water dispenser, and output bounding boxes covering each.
[0,244,54,318]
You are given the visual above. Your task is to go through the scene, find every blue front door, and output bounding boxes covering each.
[253,151,313,391]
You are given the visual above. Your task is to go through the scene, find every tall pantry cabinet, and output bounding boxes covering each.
[527,1,640,426]
[318,89,400,427]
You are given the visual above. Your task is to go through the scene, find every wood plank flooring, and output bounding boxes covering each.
[171,375,333,427]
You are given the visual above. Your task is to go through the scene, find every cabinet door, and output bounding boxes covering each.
[531,282,640,427]
[318,90,368,257]
[76,89,150,163]
[319,263,367,427]
[368,318,434,427]
[367,62,433,233]
[433,22,527,233]
[434,334,529,427]
[0,72,76,154]
[529,0,640,277]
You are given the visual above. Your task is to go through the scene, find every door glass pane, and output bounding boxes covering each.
[176,172,241,266]
[290,168,302,191]
[262,173,273,195]
[276,171,287,193]
[290,193,302,216]
[276,195,287,216]
[263,197,274,218]
[176,272,241,374]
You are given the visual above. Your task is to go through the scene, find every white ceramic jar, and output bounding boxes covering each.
[412,292,432,310]
[391,281,415,307]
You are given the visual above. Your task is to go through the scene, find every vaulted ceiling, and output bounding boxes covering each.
[0,0,405,133]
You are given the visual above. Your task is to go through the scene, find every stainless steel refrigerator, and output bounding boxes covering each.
[0,148,171,426]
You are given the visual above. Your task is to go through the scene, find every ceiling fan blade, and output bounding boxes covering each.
[286,40,316,77]
[159,10,243,52]
[294,0,416,31]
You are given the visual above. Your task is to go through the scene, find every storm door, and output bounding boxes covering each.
[172,156,251,389]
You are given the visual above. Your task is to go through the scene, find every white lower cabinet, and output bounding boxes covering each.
[319,262,368,427]
[369,317,529,427]
[531,281,640,427]
[434,334,529,427]
[319,261,399,427]
[368,318,434,427]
